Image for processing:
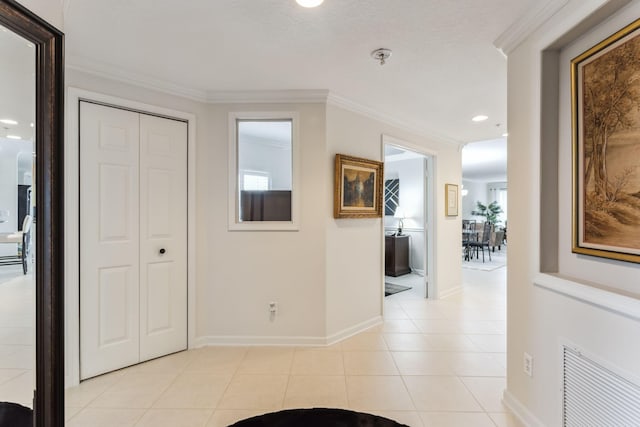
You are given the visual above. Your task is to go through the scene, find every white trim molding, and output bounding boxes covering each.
[193,335,327,348]
[208,90,329,104]
[494,0,570,56]
[534,273,640,321]
[64,87,198,388]
[503,389,547,427]
[67,56,461,146]
[329,93,460,146]
[326,316,384,346]
[67,57,209,102]
[192,316,383,348]
[227,111,301,231]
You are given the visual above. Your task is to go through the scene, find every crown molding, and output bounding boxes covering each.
[494,0,569,56]
[66,57,460,145]
[206,89,329,104]
[327,93,460,146]
[67,55,209,102]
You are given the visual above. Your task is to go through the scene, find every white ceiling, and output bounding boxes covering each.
[63,0,538,144]
[0,25,35,142]
[462,138,507,182]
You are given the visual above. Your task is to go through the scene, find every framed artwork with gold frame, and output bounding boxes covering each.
[571,17,640,264]
[445,183,459,217]
[334,154,383,218]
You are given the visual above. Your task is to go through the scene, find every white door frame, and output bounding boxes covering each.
[381,134,437,300]
[65,87,197,387]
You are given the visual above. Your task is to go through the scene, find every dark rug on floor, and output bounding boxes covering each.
[229,408,409,427]
[0,402,32,427]
[385,282,412,296]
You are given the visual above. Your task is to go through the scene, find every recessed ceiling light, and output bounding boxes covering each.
[296,0,324,7]
[502,132,509,137]
[0,119,18,125]
[7,135,21,140]
[30,123,34,127]
[472,115,488,122]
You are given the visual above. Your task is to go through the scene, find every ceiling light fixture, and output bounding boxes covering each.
[0,119,18,125]
[296,0,324,7]
[7,135,21,140]
[502,132,509,137]
[472,115,488,122]
[371,48,392,65]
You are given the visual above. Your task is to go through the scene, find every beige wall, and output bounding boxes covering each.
[325,104,462,336]
[506,0,640,425]
[65,69,464,349]
[197,102,328,341]
[16,0,63,30]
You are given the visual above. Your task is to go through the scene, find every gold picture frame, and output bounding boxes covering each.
[571,18,640,264]
[334,154,383,218]
[445,184,459,217]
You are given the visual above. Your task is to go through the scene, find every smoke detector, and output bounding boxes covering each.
[371,48,392,65]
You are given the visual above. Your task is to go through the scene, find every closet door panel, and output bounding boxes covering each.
[139,114,188,361]
[80,102,140,380]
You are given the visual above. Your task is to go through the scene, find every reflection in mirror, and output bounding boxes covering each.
[0,22,36,409]
[237,120,293,222]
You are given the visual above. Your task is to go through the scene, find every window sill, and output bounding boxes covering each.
[228,221,299,232]
[533,273,640,321]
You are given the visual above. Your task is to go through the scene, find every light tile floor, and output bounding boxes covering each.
[64,263,522,426]
[0,263,35,408]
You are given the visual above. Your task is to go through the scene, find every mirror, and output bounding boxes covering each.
[0,1,64,425]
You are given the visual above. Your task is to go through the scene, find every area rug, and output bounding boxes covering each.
[0,402,32,427]
[462,251,506,271]
[385,282,412,296]
[230,408,409,427]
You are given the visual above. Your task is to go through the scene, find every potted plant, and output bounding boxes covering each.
[472,200,503,227]
[472,201,505,251]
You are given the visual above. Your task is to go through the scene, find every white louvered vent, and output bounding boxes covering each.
[563,346,640,426]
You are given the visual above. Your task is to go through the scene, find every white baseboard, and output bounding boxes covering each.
[438,285,463,299]
[502,389,546,427]
[192,317,383,348]
[326,316,383,345]
[193,335,326,348]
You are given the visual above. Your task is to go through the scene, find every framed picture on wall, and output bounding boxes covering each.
[385,179,400,216]
[334,154,384,218]
[445,183,459,217]
[571,17,640,264]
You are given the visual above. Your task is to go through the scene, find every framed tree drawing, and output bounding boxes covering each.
[334,154,383,218]
[571,17,640,263]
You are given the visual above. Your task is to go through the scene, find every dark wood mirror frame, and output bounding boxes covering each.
[0,1,64,425]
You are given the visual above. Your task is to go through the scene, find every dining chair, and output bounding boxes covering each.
[0,215,32,274]
[469,221,492,262]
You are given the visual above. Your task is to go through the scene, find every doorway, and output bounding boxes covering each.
[382,136,436,300]
[460,138,508,269]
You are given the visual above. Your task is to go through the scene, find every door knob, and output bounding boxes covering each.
[159,248,166,255]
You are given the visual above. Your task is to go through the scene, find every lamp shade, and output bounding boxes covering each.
[393,207,405,219]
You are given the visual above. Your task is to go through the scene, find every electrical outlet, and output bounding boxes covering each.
[269,302,277,314]
[524,352,533,377]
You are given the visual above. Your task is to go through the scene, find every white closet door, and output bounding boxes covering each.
[80,102,141,379]
[139,114,187,361]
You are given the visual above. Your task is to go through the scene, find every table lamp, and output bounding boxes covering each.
[394,207,405,236]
